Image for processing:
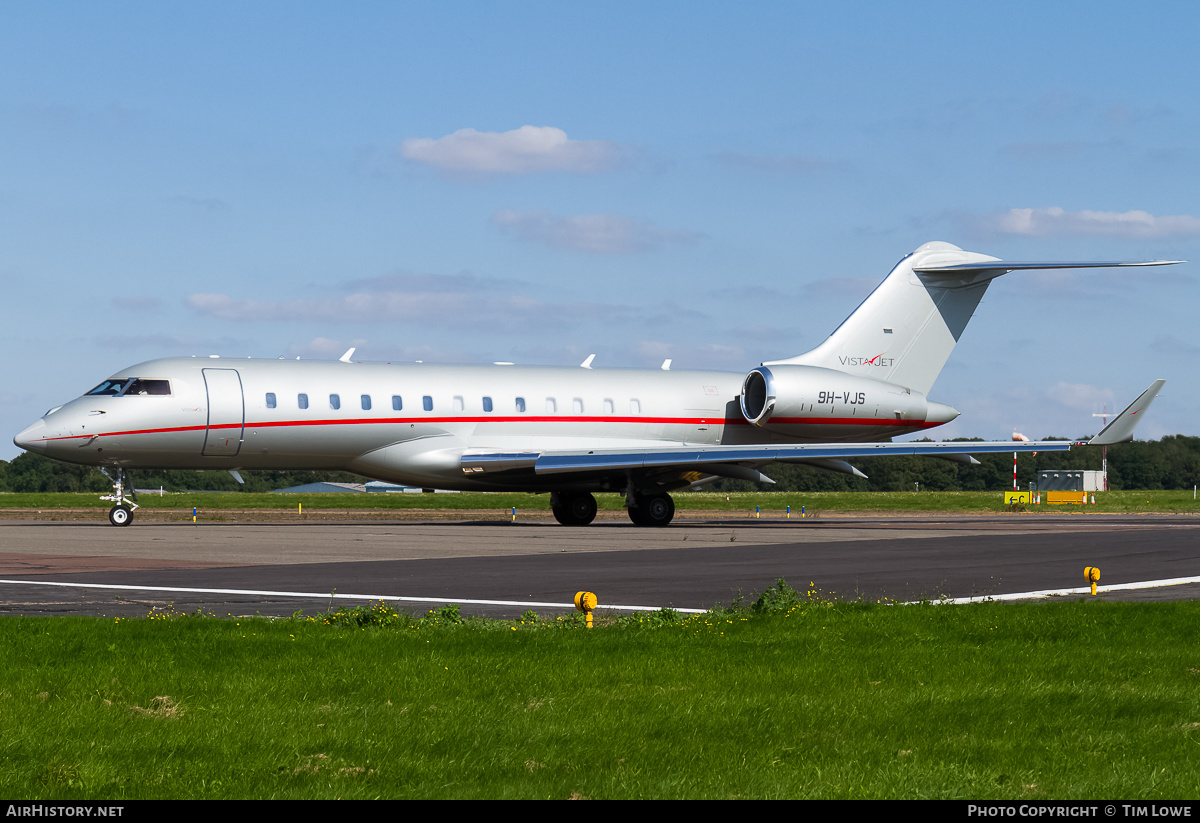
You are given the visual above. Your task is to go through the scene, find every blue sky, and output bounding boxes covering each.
[3,1,1198,461]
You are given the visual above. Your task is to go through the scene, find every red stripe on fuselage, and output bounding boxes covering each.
[34,413,941,442]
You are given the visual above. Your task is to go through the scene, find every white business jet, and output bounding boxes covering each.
[14,242,1175,527]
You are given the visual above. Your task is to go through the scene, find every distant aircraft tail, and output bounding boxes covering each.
[765,241,1182,396]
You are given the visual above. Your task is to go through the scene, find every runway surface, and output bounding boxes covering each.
[0,513,1197,618]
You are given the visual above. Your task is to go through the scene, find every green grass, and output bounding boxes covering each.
[1,489,1197,514]
[3,595,1200,799]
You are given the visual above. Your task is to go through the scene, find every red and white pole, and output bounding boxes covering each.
[1011,432,1030,494]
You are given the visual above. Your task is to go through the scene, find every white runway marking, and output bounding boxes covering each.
[928,575,1200,604]
[0,579,707,614]
[3,575,1194,613]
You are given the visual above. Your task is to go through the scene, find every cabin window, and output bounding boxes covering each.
[392,395,402,411]
[515,397,526,412]
[603,398,614,414]
[545,398,557,413]
[572,398,583,414]
[453,396,464,412]
[266,393,277,409]
[422,395,433,412]
[329,394,341,410]
[298,393,309,410]
[630,399,641,414]
[361,395,371,411]
[482,397,493,412]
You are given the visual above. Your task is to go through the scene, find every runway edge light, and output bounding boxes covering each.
[575,591,597,628]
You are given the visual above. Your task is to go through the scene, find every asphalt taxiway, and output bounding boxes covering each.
[0,513,1197,618]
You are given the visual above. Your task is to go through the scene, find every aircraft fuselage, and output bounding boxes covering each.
[16,356,946,491]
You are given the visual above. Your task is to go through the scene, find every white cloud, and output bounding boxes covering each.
[399,126,623,174]
[712,152,839,174]
[1150,334,1200,357]
[492,210,700,254]
[187,285,656,333]
[999,141,1089,160]
[1044,381,1115,413]
[991,207,1200,238]
[802,277,878,300]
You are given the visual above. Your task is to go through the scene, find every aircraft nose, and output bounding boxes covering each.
[14,419,48,452]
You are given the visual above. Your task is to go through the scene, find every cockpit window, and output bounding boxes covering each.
[86,379,131,396]
[84,378,171,397]
[124,379,171,396]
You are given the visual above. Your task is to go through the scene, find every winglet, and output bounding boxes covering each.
[1089,380,1165,445]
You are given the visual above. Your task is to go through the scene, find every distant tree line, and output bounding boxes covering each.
[707,435,1200,493]
[0,452,362,494]
[1,435,1198,494]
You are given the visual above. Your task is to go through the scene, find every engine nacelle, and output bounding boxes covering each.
[739,364,957,438]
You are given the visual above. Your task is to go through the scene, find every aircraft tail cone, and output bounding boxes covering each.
[925,401,960,425]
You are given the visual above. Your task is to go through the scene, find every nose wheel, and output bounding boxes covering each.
[99,468,138,526]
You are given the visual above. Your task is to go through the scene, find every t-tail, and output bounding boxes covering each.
[765,241,1182,396]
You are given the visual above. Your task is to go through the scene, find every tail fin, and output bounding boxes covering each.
[766,241,1182,395]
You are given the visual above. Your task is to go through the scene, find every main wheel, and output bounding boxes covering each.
[628,493,674,527]
[108,504,133,527]
[552,492,598,526]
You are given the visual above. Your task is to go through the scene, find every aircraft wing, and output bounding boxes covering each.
[461,439,1071,478]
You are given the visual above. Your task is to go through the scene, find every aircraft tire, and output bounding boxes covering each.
[629,492,674,527]
[108,504,133,527]
[552,492,598,526]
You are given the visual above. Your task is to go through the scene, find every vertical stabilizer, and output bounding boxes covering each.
[765,242,1001,395]
[766,242,1182,396]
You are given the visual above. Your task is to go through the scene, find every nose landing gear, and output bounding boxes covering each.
[99,468,138,526]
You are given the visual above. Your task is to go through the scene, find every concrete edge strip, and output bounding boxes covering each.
[0,579,707,614]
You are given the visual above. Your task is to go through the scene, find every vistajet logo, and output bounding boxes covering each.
[839,353,895,368]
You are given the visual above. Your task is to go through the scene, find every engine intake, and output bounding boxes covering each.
[740,365,955,436]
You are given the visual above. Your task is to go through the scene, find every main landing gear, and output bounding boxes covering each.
[548,490,677,527]
[627,492,675,527]
[100,468,138,527]
[550,491,598,526]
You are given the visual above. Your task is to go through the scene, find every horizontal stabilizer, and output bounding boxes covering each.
[915,259,1183,275]
[1089,380,1165,446]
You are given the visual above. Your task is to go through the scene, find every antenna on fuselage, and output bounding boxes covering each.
[339,348,356,363]
[580,354,595,369]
